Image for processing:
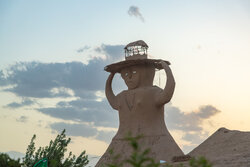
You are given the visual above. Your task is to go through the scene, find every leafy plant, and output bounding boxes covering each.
[124,135,160,167]
[0,153,21,167]
[189,157,212,167]
[22,129,89,167]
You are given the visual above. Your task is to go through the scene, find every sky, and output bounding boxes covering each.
[0,0,250,166]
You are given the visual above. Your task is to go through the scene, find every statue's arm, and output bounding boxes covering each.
[155,61,176,107]
[105,73,119,110]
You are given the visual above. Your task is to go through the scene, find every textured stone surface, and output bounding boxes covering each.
[98,134,183,167]
[170,128,250,167]
[188,128,250,167]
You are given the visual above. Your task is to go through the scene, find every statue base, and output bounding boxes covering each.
[95,134,184,167]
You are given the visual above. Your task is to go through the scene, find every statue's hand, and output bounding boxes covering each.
[108,72,116,81]
[160,60,170,70]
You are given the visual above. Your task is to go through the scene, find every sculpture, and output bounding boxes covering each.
[96,40,183,166]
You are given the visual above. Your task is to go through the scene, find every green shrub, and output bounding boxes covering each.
[0,153,21,167]
[22,129,89,167]
[189,157,212,167]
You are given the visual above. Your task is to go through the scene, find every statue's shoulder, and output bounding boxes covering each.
[151,85,163,92]
[117,90,127,97]
[152,85,163,90]
[147,86,163,96]
[141,86,163,96]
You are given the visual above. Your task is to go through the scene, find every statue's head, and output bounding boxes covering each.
[121,64,155,90]
[104,40,170,89]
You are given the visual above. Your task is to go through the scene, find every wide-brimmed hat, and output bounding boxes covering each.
[104,40,170,73]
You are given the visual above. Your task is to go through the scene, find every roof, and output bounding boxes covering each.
[104,59,170,73]
[188,128,250,167]
[124,40,148,49]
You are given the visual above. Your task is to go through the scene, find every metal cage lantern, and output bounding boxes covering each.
[124,40,148,60]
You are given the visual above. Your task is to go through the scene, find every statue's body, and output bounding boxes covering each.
[115,86,168,138]
[110,63,175,139]
[96,41,183,166]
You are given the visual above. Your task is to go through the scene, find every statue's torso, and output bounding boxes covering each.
[114,86,168,138]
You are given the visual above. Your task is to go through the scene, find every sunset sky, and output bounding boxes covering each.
[0,0,250,166]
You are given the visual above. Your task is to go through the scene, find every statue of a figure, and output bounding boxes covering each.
[96,40,183,166]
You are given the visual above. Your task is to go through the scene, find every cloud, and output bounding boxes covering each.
[0,43,124,132]
[6,98,35,108]
[96,130,116,143]
[0,44,126,149]
[94,44,125,62]
[0,44,124,98]
[196,105,220,118]
[50,122,116,143]
[165,104,221,153]
[165,104,220,132]
[182,131,209,145]
[2,61,104,98]
[16,116,28,123]
[0,70,7,86]
[77,45,90,53]
[181,131,210,153]
[6,151,25,160]
[50,122,98,137]
[128,6,145,22]
[38,99,119,128]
